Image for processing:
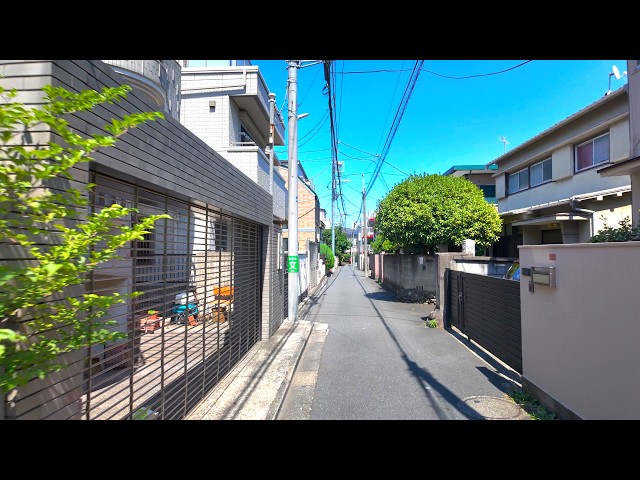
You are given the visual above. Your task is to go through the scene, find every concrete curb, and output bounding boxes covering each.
[185,272,331,420]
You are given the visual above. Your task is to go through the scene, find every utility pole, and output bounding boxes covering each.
[325,60,337,259]
[362,172,368,277]
[287,60,300,322]
[331,156,336,256]
[268,92,275,195]
[351,222,356,265]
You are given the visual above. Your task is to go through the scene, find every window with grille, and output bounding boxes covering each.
[135,230,155,265]
[209,219,229,251]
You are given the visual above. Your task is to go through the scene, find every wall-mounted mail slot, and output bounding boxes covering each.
[530,266,556,286]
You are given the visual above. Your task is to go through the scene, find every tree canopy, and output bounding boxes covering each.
[374,173,502,252]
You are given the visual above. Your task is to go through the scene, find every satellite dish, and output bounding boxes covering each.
[612,65,621,80]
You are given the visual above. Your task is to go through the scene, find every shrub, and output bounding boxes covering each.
[319,243,334,272]
[589,214,640,243]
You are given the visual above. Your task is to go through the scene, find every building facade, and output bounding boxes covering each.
[598,60,640,224]
[177,60,290,336]
[488,87,632,257]
[278,162,322,254]
[0,60,279,420]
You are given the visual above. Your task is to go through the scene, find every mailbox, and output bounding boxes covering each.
[530,266,556,287]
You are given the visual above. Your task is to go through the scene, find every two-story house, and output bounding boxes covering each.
[488,86,632,257]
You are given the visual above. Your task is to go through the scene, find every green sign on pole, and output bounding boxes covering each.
[287,255,299,273]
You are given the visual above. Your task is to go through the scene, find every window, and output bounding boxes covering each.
[239,124,255,144]
[209,219,229,251]
[479,184,496,198]
[507,157,554,195]
[530,158,552,187]
[135,231,155,265]
[575,133,609,172]
[508,168,529,194]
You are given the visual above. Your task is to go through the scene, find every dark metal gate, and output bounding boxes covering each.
[446,270,522,373]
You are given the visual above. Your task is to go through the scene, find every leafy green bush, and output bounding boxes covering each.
[589,215,640,243]
[319,243,334,272]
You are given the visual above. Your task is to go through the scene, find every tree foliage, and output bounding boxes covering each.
[0,83,168,393]
[374,174,502,252]
[370,234,397,254]
[321,226,351,255]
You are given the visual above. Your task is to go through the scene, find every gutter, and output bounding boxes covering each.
[499,185,631,216]
[569,197,595,237]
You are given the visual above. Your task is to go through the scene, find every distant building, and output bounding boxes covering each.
[442,164,498,205]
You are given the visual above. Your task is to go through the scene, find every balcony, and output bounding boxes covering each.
[181,65,285,147]
[102,60,181,120]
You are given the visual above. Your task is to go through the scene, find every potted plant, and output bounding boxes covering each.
[147,309,158,320]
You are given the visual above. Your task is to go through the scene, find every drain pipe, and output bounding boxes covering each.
[569,196,596,238]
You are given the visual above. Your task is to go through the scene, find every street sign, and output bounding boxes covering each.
[287,255,299,273]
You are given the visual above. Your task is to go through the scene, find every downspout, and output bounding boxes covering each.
[569,196,595,238]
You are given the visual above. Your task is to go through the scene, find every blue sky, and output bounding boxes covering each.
[189,60,628,230]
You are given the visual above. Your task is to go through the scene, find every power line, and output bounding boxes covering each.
[366,60,424,197]
[334,60,532,78]
[422,60,532,79]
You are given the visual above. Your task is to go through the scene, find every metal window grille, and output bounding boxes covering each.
[5,172,263,420]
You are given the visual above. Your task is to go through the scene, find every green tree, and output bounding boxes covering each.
[0,83,169,393]
[370,233,397,254]
[375,173,502,253]
[321,226,351,256]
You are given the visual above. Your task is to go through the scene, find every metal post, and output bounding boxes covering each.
[268,92,275,196]
[331,158,336,257]
[287,60,300,322]
[362,172,368,277]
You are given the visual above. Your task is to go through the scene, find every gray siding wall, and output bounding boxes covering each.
[0,60,278,419]
[35,60,273,226]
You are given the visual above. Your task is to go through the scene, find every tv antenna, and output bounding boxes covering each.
[606,64,627,95]
[499,136,509,154]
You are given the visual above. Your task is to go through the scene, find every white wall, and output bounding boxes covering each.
[519,242,640,419]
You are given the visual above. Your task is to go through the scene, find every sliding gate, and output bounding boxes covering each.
[446,270,522,374]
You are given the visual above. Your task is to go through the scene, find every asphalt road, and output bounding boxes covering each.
[277,264,529,420]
